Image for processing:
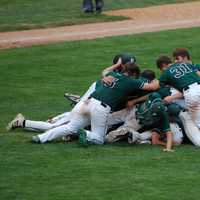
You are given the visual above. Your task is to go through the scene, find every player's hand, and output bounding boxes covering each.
[102,76,116,85]
[163,148,174,152]
[163,96,173,104]
[126,100,136,109]
[116,58,122,66]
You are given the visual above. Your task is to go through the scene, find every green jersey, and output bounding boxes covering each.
[91,72,145,111]
[159,62,200,91]
[136,92,170,133]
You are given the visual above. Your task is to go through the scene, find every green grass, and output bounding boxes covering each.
[1,27,200,199]
[0,0,198,32]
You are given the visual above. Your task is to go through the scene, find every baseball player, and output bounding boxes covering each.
[29,61,158,145]
[172,48,200,73]
[156,55,200,128]
[106,92,174,151]
[106,84,185,146]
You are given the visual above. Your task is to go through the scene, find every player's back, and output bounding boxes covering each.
[160,62,200,91]
[91,72,145,111]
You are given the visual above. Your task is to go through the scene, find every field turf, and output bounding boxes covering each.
[1,27,200,200]
[0,0,198,32]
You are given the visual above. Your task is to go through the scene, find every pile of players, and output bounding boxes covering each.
[7,48,200,152]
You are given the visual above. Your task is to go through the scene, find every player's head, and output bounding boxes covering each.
[156,56,172,71]
[172,48,191,63]
[141,69,156,82]
[123,62,141,77]
[113,53,136,65]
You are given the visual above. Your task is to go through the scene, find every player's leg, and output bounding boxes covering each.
[106,109,141,143]
[136,131,152,144]
[179,110,200,146]
[35,101,90,143]
[105,125,129,143]
[82,0,94,13]
[107,108,130,127]
[184,86,200,128]
[27,82,97,133]
[83,98,110,144]
[7,112,72,132]
[28,82,96,133]
[170,123,183,145]
[95,0,104,13]
[49,112,71,124]
[24,120,55,132]
[36,113,90,143]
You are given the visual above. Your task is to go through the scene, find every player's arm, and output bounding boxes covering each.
[160,111,174,152]
[102,58,122,77]
[163,91,183,104]
[126,95,148,109]
[196,71,200,76]
[163,131,173,152]
[142,79,160,91]
[151,131,166,146]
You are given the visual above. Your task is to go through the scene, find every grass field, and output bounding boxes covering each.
[1,27,200,200]
[0,0,198,32]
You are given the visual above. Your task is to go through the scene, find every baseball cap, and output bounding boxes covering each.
[112,53,136,65]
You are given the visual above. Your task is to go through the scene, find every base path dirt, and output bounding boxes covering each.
[1,1,200,49]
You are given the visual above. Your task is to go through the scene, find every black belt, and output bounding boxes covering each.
[183,82,200,91]
[100,102,108,108]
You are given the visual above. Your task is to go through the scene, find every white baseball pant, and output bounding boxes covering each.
[38,97,111,144]
[183,82,200,128]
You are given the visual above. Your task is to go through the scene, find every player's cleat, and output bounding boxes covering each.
[137,140,151,145]
[78,129,88,146]
[6,113,25,131]
[64,93,80,105]
[32,136,40,143]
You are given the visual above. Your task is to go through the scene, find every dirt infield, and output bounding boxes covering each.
[0,1,200,49]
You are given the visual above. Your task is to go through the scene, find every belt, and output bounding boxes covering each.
[183,82,200,91]
[100,102,108,108]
